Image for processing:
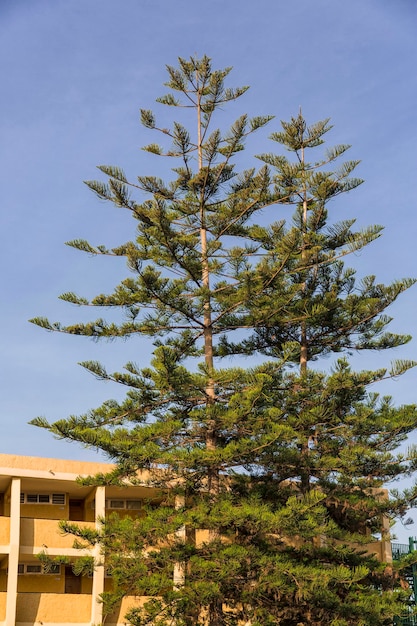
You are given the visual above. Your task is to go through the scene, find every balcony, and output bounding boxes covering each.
[0,518,9,548]
[104,595,146,625]
[16,592,92,624]
[0,592,5,621]
[20,518,95,553]
[10,592,143,625]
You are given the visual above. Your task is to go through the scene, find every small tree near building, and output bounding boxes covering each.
[31,56,417,626]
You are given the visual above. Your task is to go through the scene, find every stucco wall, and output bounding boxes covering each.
[3,484,10,518]
[20,518,95,549]
[20,502,68,521]
[17,572,64,594]
[105,595,146,625]
[0,571,6,594]
[0,454,113,477]
[16,592,92,623]
[0,592,6,620]
[0,517,10,545]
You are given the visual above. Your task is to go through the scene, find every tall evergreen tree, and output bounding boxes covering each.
[31,56,417,626]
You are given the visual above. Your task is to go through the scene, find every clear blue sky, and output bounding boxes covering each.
[0,0,416,519]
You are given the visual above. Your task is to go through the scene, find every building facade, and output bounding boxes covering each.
[0,453,158,626]
[0,453,393,626]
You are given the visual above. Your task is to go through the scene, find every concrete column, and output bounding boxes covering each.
[90,486,105,625]
[380,512,393,563]
[6,477,21,626]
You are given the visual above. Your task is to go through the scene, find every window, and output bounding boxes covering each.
[126,500,142,510]
[20,493,66,505]
[18,563,60,575]
[106,499,142,510]
[108,499,124,509]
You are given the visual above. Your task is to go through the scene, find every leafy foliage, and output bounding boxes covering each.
[31,56,417,626]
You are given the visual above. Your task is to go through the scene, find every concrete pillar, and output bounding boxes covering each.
[6,477,21,626]
[380,512,393,563]
[90,486,106,626]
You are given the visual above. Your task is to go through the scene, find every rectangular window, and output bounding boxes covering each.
[21,493,66,505]
[18,563,61,575]
[26,494,41,504]
[106,499,142,510]
[108,499,125,509]
[52,493,65,505]
[126,500,142,510]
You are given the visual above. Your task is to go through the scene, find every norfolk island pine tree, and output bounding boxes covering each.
[30,56,417,626]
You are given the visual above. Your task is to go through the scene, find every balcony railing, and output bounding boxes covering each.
[0,517,10,546]
[20,518,95,551]
[393,543,412,561]
[16,592,92,623]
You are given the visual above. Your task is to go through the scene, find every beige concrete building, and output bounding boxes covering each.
[0,453,393,626]
[0,453,156,626]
